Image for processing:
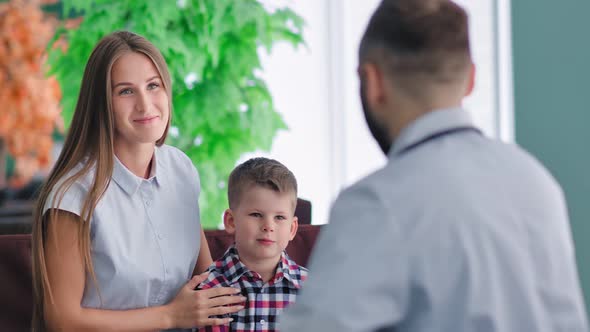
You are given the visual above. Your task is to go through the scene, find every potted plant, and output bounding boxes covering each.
[47,0,304,228]
[0,0,63,202]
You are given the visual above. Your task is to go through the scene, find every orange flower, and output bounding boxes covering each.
[0,0,62,188]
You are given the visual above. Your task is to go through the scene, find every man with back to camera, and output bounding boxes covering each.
[280,0,589,331]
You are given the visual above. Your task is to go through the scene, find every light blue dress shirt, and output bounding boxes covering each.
[44,145,201,331]
[281,108,589,332]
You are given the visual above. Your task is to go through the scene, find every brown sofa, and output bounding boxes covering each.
[0,198,313,235]
[0,225,321,331]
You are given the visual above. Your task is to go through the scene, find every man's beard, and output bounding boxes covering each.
[360,78,392,155]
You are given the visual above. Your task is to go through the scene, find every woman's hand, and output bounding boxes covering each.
[166,273,246,329]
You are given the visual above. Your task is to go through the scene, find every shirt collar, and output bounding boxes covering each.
[112,147,161,196]
[275,251,304,289]
[221,244,303,289]
[389,107,480,158]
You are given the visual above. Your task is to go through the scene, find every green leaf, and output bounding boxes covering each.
[48,0,305,229]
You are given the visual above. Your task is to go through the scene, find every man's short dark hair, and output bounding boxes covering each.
[227,157,298,210]
[359,0,471,85]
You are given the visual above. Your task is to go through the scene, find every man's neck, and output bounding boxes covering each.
[388,97,463,142]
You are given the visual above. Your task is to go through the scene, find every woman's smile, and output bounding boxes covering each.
[133,115,159,124]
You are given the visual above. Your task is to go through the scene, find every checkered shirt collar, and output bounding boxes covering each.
[218,244,304,289]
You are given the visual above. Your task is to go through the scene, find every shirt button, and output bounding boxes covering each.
[146,200,150,206]
[260,319,266,325]
[157,234,163,240]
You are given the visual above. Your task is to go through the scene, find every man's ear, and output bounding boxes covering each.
[465,62,476,97]
[359,62,387,108]
[223,209,236,234]
[289,216,299,241]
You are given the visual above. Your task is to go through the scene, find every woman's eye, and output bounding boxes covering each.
[147,82,160,90]
[119,88,132,96]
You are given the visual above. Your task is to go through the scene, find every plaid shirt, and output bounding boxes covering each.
[195,245,308,332]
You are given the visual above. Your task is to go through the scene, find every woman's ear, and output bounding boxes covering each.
[223,209,236,234]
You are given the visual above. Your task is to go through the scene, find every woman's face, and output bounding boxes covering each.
[110,52,169,149]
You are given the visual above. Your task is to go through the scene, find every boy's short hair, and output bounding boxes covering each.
[228,157,298,210]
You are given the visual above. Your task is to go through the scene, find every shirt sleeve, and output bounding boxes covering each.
[280,184,409,331]
[177,147,201,201]
[195,324,228,332]
[43,180,87,217]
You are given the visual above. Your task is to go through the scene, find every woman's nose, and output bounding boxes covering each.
[135,91,149,112]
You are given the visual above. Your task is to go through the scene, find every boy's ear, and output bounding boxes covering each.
[223,209,236,234]
[289,216,299,241]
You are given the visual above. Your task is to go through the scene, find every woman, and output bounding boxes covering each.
[31,31,244,331]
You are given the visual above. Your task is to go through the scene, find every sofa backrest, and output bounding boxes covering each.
[206,224,321,266]
[0,234,32,331]
[0,225,321,331]
[0,198,313,235]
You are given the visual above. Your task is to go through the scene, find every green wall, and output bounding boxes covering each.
[512,1,590,317]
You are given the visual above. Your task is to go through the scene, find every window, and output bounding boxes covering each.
[244,0,513,225]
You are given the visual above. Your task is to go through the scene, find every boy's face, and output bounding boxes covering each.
[224,186,298,265]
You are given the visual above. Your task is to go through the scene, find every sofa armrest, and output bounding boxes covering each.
[0,234,33,331]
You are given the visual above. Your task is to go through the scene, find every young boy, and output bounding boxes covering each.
[196,157,308,332]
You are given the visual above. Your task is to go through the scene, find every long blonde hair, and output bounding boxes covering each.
[31,31,173,331]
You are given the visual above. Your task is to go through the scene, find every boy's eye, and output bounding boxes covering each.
[249,212,262,218]
[276,215,286,221]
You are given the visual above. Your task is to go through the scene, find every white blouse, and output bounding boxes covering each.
[45,145,202,322]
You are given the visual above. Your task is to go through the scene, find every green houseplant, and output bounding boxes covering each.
[47,0,304,228]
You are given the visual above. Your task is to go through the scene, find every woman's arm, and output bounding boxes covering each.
[44,210,243,331]
[193,227,213,275]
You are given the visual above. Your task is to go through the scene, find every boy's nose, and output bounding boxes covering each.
[261,220,275,232]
